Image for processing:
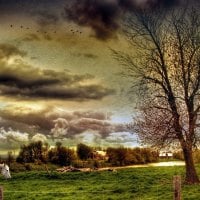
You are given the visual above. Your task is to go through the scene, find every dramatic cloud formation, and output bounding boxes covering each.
[35,11,60,27]
[51,118,69,138]
[51,117,127,138]
[0,43,115,100]
[31,133,47,143]
[64,0,120,40]
[0,0,64,17]
[1,0,190,151]
[63,0,183,40]
[0,43,26,59]
[0,104,129,143]
[0,117,38,135]
[49,110,127,138]
[0,127,28,142]
[0,127,29,149]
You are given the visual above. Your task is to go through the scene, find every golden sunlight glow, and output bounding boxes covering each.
[5,102,46,114]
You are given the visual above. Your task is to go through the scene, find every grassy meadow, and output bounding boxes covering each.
[0,165,200,200]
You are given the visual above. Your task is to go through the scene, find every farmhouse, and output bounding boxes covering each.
[159,151,173,159]
[92,150,108,160]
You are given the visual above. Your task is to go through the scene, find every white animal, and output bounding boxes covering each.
[0,163,11,179]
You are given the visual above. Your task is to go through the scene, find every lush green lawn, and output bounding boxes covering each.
[0,165,200,200]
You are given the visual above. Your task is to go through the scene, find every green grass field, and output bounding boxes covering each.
[0,165,200,200]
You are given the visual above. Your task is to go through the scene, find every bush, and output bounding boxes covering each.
[77,143,93,160]
[25,164,32,171]
[6,151,15,165]
[173,149,200,163]
[106,147,159,166]
[9,162,26,172]
[17,141,47,163]
[193,149,200,163]
[48,143,76,166]
[173,151,184,160]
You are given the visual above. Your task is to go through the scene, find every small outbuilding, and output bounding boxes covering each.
[159,151,173,159]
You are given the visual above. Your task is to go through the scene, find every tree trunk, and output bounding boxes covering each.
[182,147,200,184]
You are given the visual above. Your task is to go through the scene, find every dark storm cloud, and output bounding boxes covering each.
[0,0,64,43]
[0,44,115,100]
[0,0,192,41]
[0,108,128,139]
[50,112,128,138]
[63,0,193,40]
[64,0,120,40]
[0,0,64,15]
[0,117,38,135]
[0,74,59,89]
[67,118,127,138]
[24,85,115,100]
[0,107,54,133]
[0,69,114,100]
[35,11,60,27]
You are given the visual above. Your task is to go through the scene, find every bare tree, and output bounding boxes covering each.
[114,3,200,184]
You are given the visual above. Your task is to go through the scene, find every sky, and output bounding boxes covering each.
[0,0,195,152]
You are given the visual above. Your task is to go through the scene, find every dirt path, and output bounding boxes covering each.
[97,161,185,171]
[56,161,185,173]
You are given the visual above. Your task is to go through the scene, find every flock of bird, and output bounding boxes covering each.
[9,24,83,35]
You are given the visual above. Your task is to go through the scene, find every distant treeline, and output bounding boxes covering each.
[106,147,158,166]
[4,141,160,168]
[173,149,200,164]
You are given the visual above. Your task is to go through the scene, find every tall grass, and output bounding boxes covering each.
[0,165,200,199]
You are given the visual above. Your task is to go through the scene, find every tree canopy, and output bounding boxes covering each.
[114,2,200,183]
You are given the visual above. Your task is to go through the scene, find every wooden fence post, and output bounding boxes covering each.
[173,176,181,200]
[0,186,3,200]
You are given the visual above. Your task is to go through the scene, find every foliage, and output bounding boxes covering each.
[193,149,200,164]
[14,141,160,168]
[6,151,15,165]
[8,162,58,173]
[114,2,200,183]
[71,159,107,168]
[173,151,184,161]
[106,147,159,166]
[16,141,47,163]
[77,143,93,160]
[48,143,76,166]
[173,149,200,164]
